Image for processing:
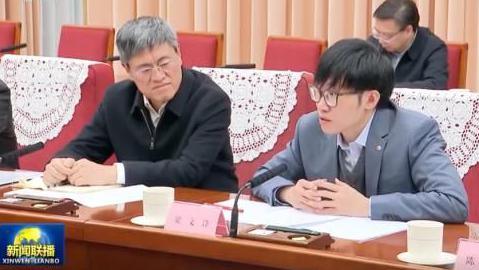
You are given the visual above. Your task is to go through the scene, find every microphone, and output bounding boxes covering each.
[0,43,27,53]
[247,164,288,189]
[0,142,44,165]
[230,164,288,237]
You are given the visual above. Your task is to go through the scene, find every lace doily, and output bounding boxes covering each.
[195,68,302,163]
[0,55,95,146]
[391,88,479,178]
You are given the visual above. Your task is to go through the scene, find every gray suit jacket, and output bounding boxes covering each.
[252,103,468,223]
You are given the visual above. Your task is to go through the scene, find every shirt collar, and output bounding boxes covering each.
[143,95,165,115]
[130,68,191,117]
[337,110,376,150]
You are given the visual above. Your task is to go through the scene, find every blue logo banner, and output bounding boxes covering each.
[0,223,64,266]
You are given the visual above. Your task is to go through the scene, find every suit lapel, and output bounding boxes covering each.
[365,106,395,196]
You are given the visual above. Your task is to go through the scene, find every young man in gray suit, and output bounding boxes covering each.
[252,38,468,223]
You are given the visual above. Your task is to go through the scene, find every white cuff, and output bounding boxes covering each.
[115,162,125,185]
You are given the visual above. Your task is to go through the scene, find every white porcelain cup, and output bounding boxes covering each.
[142,187,175,224]
[406,220,444,261]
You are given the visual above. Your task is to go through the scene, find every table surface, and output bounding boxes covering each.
[0,185,468,270]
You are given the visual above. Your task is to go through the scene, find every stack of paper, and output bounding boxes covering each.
[0,170,43,186]
[216,199,406,242]
[5,185,146,208]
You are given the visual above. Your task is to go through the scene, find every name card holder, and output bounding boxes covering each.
[238,225,334,250]
[164,201,229,237]
[454,238,479,270]
[469,222,479,241]
[0,196,78,216]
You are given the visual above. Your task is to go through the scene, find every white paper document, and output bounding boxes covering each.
[0,170,43,186]
[5,185,147,208]
[216,199,406,242]
[12,176,120,193]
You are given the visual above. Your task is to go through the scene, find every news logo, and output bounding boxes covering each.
[0,223,64,266]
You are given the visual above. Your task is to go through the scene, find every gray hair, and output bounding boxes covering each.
[116,16,178,65]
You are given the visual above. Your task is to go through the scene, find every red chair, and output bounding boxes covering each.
[235,73,316,186]
[263,36,327,73]
[177,31,223,68]
[18,63,114,171]
[58,25,115,63]
[463,165,479,222]
[446,43,468,89]
[0,21,21,55]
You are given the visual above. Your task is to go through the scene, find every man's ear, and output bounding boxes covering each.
[176,45,183,66]
[405,25,414,34]
[176,45,182,58]
[123,63,130,73]
[364,90,380,109]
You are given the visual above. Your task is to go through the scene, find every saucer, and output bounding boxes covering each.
[130,216,165,227]
[397,251,456,266]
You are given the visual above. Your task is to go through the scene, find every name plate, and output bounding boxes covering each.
[454,238,479,270]
[469,223,479,241]
[164,201,228,236]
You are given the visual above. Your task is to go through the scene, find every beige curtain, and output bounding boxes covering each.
[82,0,478,90]
[0,0,41,55]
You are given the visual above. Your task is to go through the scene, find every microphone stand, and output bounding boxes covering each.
[229,182,251,238]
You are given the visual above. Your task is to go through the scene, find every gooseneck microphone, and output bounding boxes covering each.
[0,142,44,165]
[230,164,288,237]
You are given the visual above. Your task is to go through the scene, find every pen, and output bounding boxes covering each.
[263,225,322,236]
[11,194,65,203]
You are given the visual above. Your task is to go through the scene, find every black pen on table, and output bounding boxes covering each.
[263,225,322,236]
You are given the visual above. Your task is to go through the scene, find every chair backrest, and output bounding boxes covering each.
[263,36,327,73]
[17,63,114,171]
[58,25,115,63]
[0,21,21,55]
[235,73,316,186]
[446,42,468,89]
[463,165,479,222]
[177,31,223,68]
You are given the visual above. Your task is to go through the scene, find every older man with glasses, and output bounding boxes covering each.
[251,38,468,223]
[368,0,448,90]
[43,16,238,192]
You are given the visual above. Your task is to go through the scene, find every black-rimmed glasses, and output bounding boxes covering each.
[309,85,358,108]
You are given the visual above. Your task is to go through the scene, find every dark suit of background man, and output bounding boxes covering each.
[252,38,467,223]
[43,16,238,192]
[0,79,18,168]
[368,0,448,90]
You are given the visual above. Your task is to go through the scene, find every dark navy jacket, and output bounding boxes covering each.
[57,69,238,192]
[0,80,18,168]
[369,27,448,90]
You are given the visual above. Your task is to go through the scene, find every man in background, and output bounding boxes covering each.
[0,79,18,168]
[43,16,237,192]
[369,0,448,90]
